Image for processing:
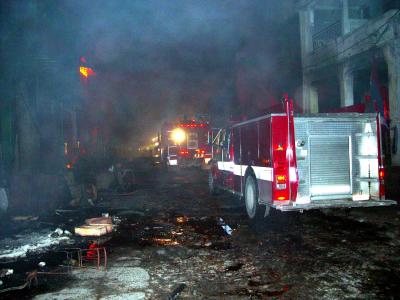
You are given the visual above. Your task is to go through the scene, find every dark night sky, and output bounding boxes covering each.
[2,0,301,149]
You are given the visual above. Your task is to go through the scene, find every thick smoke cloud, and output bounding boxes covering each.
[2,0,299,151]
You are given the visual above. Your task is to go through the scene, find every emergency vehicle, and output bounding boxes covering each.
[160,118,211,167]
[209,95,396,221]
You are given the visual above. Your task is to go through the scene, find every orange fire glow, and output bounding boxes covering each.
[152,238,180,246]
[79,66,95,78]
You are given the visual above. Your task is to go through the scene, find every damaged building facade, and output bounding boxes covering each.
[298,0,400,167]
[0,1,83,214]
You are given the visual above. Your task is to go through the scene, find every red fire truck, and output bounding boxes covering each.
[209,95,396,221]
[160,118,211,167]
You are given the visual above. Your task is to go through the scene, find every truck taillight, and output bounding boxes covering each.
[379,166,385,199]
[274,188,288,201]
[379,168,385,180]
[276,175,286,182]
[273,164,289,200]
[376,114,385,199]
[275,174,286,190]
[196,148,206,154]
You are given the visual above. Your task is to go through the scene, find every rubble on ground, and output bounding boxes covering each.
[1,166,399,299]
[0,229,71,260]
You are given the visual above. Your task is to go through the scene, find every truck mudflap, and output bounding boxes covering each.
[272,199,397,211]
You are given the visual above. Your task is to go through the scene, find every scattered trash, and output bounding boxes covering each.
[218,218,233,235]
[112,216,122,224]
[0,270,38,294]
[75,225,111,237]
[38,262,46,267]
[0,269,13,277]
[49,228,64,238]
[0,230,70,260]
[102,213,110,218]
[85,217,112,225]
[225,262,244,272]
[63,230,72,236]
[165,283,186,300]
[75,216,115,237]
[204,241,212,247]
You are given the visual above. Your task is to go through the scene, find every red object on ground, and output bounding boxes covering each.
[86,242,98,260]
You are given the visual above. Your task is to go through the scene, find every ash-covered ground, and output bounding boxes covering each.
[0,159,399,299]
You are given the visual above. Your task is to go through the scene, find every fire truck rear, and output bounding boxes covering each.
[209,95,396,221]
[160,119,211,167]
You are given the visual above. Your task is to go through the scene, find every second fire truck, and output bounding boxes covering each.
[159,118,211,167]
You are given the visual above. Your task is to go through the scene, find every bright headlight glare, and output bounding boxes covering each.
[172,128,186,144]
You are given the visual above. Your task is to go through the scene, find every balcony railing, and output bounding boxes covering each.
[312,20,341,51]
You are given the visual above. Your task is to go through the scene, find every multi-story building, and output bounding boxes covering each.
[298,0,400,166]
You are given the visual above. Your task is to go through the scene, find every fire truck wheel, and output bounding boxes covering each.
[244,175,264,222]
[208,171,218,195]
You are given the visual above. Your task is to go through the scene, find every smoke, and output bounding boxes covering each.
[75,1,298,143]
[1,0,300,155]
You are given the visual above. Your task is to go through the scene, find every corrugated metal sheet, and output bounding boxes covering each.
[309,136,350,195]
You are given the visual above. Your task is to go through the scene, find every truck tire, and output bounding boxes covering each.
[244,175,264,223]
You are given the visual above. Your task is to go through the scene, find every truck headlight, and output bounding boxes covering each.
[172,128,186,144]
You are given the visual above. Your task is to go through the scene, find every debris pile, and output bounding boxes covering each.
[0,229,71,261]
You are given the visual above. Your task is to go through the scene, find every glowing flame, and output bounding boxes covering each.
[79,66,95,78]
[152,238,180,246]
[176,216,189,223]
